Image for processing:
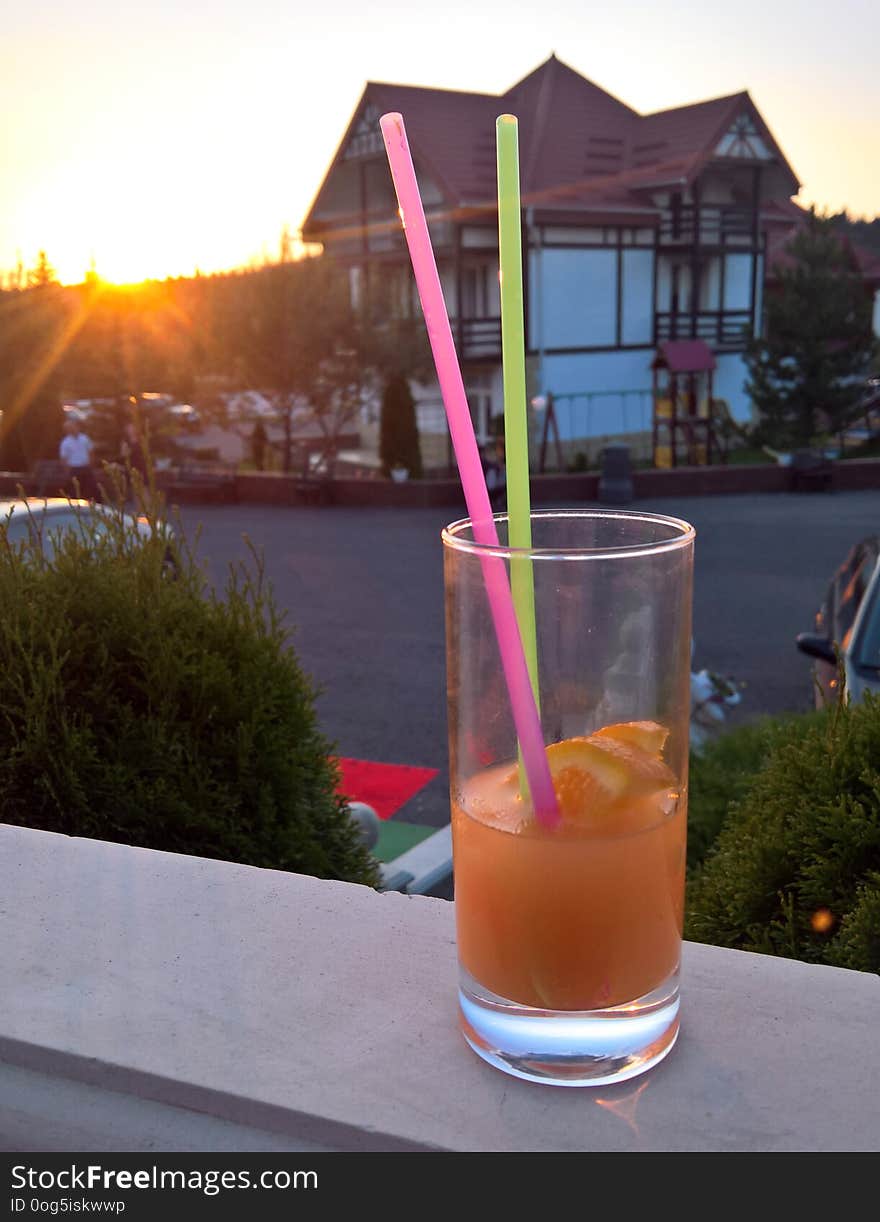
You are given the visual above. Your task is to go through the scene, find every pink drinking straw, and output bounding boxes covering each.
[379,112,559,826]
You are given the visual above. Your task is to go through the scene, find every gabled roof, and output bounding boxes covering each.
[633,93,752,186]
[302,54,801,237]
[502,55,636,197]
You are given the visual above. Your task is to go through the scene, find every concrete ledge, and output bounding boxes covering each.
[2,823,878,1151]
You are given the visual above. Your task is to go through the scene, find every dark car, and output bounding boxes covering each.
[796,535,880,706]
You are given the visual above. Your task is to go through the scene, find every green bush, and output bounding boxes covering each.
[379,373,422,478]
[687,715,795,872]
[686,694,880,972]
[0,496,379,887]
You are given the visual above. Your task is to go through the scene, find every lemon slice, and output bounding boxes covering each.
[590,720,669,756]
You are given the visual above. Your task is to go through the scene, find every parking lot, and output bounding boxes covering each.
[178,488,880,833]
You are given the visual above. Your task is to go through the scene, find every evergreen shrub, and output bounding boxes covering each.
[0,496,379,887]
[686,694,880,973]
[379,374,422,478]
[687,715,795,872]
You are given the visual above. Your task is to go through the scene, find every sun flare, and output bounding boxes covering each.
[15,155,244,287]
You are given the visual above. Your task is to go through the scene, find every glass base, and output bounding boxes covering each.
[458,967,680,1088]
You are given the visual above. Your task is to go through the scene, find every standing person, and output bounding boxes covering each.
[481,436,507,512]
[251,418,268,471]
[121,420,147,477]
[59,418,96,500]
[120,420,148,500]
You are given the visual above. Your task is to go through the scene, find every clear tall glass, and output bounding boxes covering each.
[443,510,695,1087]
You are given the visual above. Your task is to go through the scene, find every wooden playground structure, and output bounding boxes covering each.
[651,339,720,467]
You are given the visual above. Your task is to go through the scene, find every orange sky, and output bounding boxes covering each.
[3,1,877,286]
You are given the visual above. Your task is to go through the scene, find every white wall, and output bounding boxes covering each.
[723,254,753,310]
[536,349,753,435]
[655,257,691,312]
[700,257,722,311]
[530,248,617,349]
[539,350,655,439]
[713,352,752,421]
[621,250,654,345]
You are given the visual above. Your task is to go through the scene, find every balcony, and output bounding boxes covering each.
[457,316,502,361]
[658,205,754,247]
[656,310,753,349]
[2,822,877,1152]
[360,315,501,363]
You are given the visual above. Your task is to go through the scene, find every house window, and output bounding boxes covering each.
[714,114,774,161]
[461,264,491,318]
[389,266,413,318]
[342,104,384,160]
[466,372,494,442]
[367,265,414,321]
[349,266,363,311]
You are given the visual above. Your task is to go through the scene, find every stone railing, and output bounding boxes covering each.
[2,824,877,1151]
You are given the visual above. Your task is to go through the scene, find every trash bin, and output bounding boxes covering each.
[790,449,833,493]
[598,443,633,504]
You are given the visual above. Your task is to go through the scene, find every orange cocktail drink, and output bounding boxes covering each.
[453,723,685,1012]
[443,509,694,1086]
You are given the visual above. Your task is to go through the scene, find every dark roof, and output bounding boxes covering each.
[503,56,637,197]
[366,80,499,204]
[634,95,742,171]
[652,340,717,372]
[303,55,800,235]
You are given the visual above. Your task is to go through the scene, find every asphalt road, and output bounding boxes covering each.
[178,488,880,834]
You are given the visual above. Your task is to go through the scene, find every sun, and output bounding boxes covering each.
[12,136,308,287]
[52,204,203,287]
[28,166,227,287]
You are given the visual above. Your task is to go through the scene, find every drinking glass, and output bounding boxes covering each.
[443,509,694,1086]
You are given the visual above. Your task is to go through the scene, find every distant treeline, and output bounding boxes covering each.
[829,212,880,257]
[0,252,429,472]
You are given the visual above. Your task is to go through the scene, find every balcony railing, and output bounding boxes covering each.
[364,315,500,362]
[457,316,502,360]
[659,205,754,246]
[656,309,753,348]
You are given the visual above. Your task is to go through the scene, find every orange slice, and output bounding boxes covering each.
[542,734,676,824]
[590,720,669,756]
[544,737,633,819]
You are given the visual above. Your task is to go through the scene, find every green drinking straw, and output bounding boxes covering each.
[496,114,540,741]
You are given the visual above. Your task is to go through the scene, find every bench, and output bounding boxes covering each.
[163,463,238,504]
[290,446,333,505]
[29,460,74,497]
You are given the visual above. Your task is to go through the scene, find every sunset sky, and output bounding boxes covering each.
[3,0,878,286]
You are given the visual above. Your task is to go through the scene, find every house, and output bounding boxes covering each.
[302,54,874,459]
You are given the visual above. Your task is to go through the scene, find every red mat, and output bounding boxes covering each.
[335,758,439,821]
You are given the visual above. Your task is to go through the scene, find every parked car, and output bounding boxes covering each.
[168,403,201,427]
[0,498,172,562]
[796,536,880,706]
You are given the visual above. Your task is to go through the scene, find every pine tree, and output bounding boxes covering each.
[27,250,57,288]
[379,373,422,478]
[745,213,876,449]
